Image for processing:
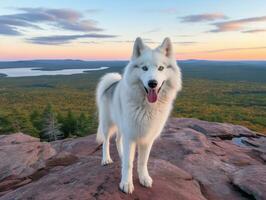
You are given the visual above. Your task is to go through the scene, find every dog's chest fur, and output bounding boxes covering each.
[111,81,175,142]
[125,99,172,141]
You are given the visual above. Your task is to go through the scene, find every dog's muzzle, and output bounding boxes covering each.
[144,81,164,103]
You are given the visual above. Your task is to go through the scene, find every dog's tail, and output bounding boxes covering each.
[96,73,122,144]
[96,73,122,104]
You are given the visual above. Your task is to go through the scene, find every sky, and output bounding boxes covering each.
[0,0,266,61]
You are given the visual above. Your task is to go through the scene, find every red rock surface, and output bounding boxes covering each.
[0,118,265,200]
[232,165,266,200]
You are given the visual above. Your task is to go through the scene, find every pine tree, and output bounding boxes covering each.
[76,113,90,136]
[41,104,64,141]
[0,114,13,134]
[30,110,42,132]
[8,109,39,137]
[60,110,77,137]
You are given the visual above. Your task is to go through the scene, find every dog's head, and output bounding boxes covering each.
[125,37,181,103]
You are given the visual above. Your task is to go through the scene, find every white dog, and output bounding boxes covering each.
[96,37,182,193]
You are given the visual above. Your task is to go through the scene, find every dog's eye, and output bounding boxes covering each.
[142,66,148,71]
[158,66,164,71]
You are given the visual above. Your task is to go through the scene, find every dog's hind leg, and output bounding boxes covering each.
[101,125,115,165]
[96,99,115,166]
[116,132,123,160]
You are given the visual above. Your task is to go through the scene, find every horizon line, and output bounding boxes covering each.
[1,58,266,62]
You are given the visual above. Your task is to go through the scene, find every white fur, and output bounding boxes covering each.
[96,37,182,193]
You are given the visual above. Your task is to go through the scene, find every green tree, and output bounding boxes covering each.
[76,113,90,136]
[8,109,39,137]
[0,114,13,134]
[60,110,77,137]
[30,110,42,132]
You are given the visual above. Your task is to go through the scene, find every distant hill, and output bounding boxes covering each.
[0,60,128,71]
[0,73,7,77]
[0,59,265,69]
[0,59,266,82]
[180,59,266,69]
[178,60,266,83]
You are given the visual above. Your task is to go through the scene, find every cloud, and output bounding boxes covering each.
[180,13,227,23]
[210,16,266,32]
[80,41,100,44]
[17,7,82,22]
[27,33,117,45]
[179,46,266,54]
[0,24,21,35]
[59,19,103,32]
[242,29,266,33]
[0,14,42,35]
[105,39,197,46]
[143,28,161,34]
[203,46,266,53]
[0,7,103,36]
[106,40,134,43]
[173,41,197,45]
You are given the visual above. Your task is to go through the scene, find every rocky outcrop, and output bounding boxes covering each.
[0,118,265,200]
[0,133,56,196]
[232,165,266,200]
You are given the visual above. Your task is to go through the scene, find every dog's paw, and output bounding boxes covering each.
[119,181,134,194]
[139,175,153,188]
[101,158,113,166]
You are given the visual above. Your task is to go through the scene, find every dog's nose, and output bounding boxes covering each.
[148,80,158,88]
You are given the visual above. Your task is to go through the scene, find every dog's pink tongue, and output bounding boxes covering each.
[147,89,157,103]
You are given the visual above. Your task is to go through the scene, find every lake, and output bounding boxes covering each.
[0,67,109,77]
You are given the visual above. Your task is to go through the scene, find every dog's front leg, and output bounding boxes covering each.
[137,142,153,187]
[119,138,136,194]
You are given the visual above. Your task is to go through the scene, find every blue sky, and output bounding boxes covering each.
[0,0,266,60]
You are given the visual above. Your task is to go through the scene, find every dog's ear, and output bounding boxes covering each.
[132,37,146,59]
[158,37,174,58]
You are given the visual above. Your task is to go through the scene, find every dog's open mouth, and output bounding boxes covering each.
[144,81,164,103]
